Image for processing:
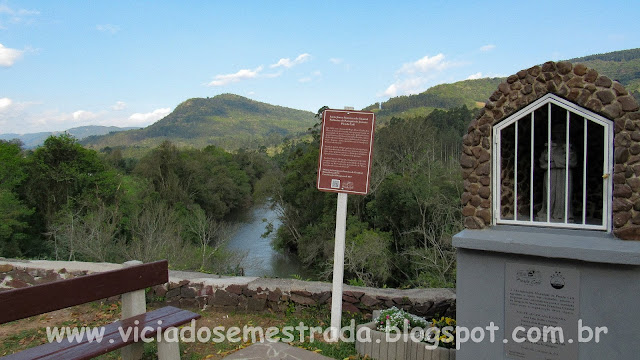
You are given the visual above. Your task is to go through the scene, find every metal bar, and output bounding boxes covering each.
[582,118,587,225]
[602,124,608,228]
[514,121,518,220]
[564,110,570,223]
[530,112,535,221]
[547,103,551,223]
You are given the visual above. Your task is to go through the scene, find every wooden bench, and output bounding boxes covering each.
[0,260,201,360]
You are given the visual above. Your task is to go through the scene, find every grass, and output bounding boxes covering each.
[0,300,368,359]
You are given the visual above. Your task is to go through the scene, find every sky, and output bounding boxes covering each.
[0,1,639,135]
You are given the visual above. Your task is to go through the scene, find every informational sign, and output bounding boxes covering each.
[505,262,580,360]
[317,109,375,195]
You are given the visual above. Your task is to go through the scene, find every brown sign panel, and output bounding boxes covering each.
[317,109,376,195]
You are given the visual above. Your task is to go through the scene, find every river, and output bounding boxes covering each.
[226,202,311,278]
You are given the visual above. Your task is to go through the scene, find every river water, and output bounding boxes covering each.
[226,202,310,278]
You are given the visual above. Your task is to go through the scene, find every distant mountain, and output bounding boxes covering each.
[363,78,504,123]
[0,125,139,149]
[365,48,640,123]
[83,94,316,150]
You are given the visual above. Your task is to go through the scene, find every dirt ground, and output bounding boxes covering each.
[0,301,291,360]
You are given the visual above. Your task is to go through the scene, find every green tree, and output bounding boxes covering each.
[0,140,34,257]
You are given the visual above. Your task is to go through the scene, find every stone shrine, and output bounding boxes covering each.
[454,61,640,359]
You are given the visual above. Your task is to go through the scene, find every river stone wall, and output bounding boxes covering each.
[0,259,455,319]
[462,60,640,240]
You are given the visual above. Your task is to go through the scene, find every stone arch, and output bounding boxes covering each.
[461,61,640,240]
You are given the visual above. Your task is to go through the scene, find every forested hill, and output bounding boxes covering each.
[83,94,315,151]
[568,48,640,101]
[366,48,640,124]
[363,78,504,123]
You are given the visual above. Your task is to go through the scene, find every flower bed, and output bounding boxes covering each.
[355,307,456,360]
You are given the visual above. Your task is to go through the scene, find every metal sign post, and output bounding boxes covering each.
[316,108,375,341]
[329,192,348,340]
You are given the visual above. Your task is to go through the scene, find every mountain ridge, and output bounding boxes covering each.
[82,94,315,151]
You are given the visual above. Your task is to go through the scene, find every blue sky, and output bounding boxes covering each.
[0,1,638,134]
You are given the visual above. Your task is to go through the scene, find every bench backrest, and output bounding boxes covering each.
[0,260,168,324]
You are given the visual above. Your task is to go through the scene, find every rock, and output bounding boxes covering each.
[211,290,239,307]
[342,294,359,304]
[613,198,633,212]
[603,103,623,119]
[614,184,633,198]
[165,287,181,300]
[477,186,490,200]
[628,177,640,193]
[584,69,598,83]
[615,225,640,240]
[181,286,198,298]
[225,284,246,295]
[460,153,476,169]
[573,64,588,76]
[556,61,572,74]
[618,96,640,112]
[360,295,381,307]
[616,148,630,164]
[464,216,485,229]
[342,302,360,314]
[153,284,168,297]
[0,264,13,273]
[477,209,492,223]
[291,290,312,297]
[267,288,282,302]
[595,76,612,88]
[613,212,632,228]
[612,82,628,96]
[290,293,316,306]
[247,297,266,312]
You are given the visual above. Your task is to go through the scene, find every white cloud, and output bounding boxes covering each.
[0,4,39,28]
[207,66,263,87]
[398,54,450,74]
[480,44,496,52]
[96,24,120,34]
[128,108,171,125]
[329,58,343,65]
[299,70,321,83]
[0,97,12,111]
[270,53,311,68]
[111,101,127,110]
[72,110,98,121]
[467,72,483,80]
[382,54,459,98]
[0,43,24,67]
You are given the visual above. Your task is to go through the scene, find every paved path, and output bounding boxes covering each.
[222,342,334,360]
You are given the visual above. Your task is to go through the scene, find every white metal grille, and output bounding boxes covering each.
[492,94,613,231]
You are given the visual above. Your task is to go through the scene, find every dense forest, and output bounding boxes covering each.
[267,106,474,288]
[0,104,474,288]
[0,135,271,274]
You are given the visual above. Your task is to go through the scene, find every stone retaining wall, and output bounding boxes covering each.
[0,260,456,319]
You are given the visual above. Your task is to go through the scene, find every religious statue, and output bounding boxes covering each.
[537,140,577,222]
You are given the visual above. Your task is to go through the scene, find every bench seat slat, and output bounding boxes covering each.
[0,260,168,324]
[0,306,200,360]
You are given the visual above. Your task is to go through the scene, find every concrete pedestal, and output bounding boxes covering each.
[453,226,640,360]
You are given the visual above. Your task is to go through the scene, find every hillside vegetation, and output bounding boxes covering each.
[0,126,138,149]
[569,48,640,101]
[363,78,504,123]
[83,94,315,151]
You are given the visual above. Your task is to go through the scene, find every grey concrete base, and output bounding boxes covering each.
[454,227,640,360]
[221,341,333,359]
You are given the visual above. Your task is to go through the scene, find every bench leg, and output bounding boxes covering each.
[157,334,181,360]
[122,261,147,360]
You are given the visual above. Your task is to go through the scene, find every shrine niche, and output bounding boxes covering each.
[460,61,640,239]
